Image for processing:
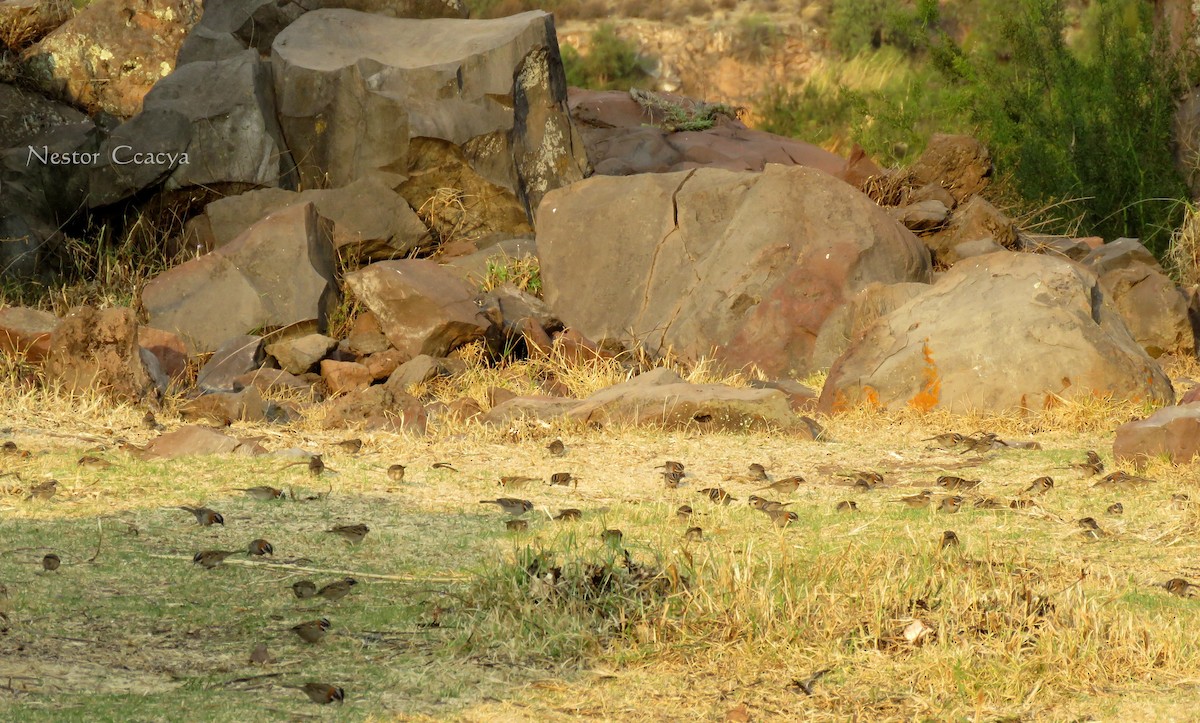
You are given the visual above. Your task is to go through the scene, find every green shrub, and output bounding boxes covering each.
[561,24,652,91]
[827,0,939,56]
[732,14,784,62]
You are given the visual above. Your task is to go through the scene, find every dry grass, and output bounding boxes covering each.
[1167,201,1200,287]
[0,0,71,51]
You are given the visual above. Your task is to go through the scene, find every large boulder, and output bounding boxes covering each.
[344,260,486,359]
[537,164,932,378]
[818,252,1174,414]
[45,306,154,403]
[142,203,339,354]
[21,0,202,118]
[0,306,58,362]
[271,9,587,235]
[1113,403,1200,465]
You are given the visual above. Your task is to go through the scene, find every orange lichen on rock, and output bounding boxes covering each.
[908,340,940,412]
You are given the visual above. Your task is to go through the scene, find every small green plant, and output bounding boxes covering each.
[827,0,938,57]
[561,24,652,91]
[481,253,543,297]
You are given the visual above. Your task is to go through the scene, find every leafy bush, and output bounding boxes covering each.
[561,24,652,91]
[732,14,784,62]
[827,0,939,56]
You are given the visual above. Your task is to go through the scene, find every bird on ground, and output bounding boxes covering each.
[675,505,694,522]
[26,479,57,501]
[937,476,980,491]
[895,490,933,509]
[1063,450,1104,477]
[767,509,799,528]
[554,508,583,521]
[1009,499,1035,509]
[317,578,358,601]
[249,643,272,665]
[326,524,370,543]
[42,553,60,571]
[506,519,528,532]
[548,472,577,488]
[661,470,686,488]
[923,433,964,449]
[1024,476,1054,495]
[290,618,331,644]
[974,497,1005,509]
[179,506,224,526]
[757,476,803,494]
[960,432,1005,453]
[683,526,703,542]
[233,486,284,501]
[144,410,165,431]
[77,455,113,469]
[547,439,566,456]
[1106,502,1124,515]
[290,682,344,705]
[292,580,317,599]
[747,463,769,481]
[336,439,363,454]
[656,461,685,476]
[499,476,538,490]
[601,529,623,545]
[700,487,736,505]
[940,530,960,549]
[938,495,963,513]
[246,539,274,556]
[479,498,533,517]
[1164,578,1199,597]
[387,464,406,482]
[836,500,858,512]
[431,462,457,471]
[193,550,237,569]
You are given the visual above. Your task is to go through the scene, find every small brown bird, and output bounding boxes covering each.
[42,553,60,571]
[144,409,165,431]
[26,479,57,501]
[505,519,528,532]
[308,455,326,476]
[768,509,799,528]
[1106,502,1124,515]
[923,432,964,449]
[547,439,566,456]
[178,506,224,526]
[326,524,370,543]
[1164,578,1199,597]
[234,486,284,501]
[747,463,768,482]
[336,438,363,454]
[836,500,858,512]
[292,580,318,599]
[1064,450,1104,476]
[192,550,236,569]
[940,530,960,549]
[960,432,1005,453]
[657,461,685,476]
[1077,517,1101,531]
[895,490,933,509]
[683,526,704,542]
[1094,470,1152,489]
[554,508,583,521]
[700,487,736,505]
[479,498,533,517]
[246,539,274,556]
[291,618,331,644]
[387,464,406,482]
[601,529,623,544]
[1024,476,1054,495]
[431,462,457,471]
[843,471,884,487]
[549,472,577,488]
[938,495,963,513]
[675,505,694,521]
[757,476,803,494]
[77,455,113,469]
[974,496,1005,509]
[937,476,980,491]
[1010,498,1036,509]
[249,642,272,665]
[661,470,686,488]
[292,682,345,705]
[499,476,538,490]
[317,578,358,601]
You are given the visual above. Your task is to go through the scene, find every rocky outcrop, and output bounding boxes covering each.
[537,164,931,378]
[1113,403,1200,464]
[45,306,154,403]
[0,306,58,362]
[818,252,1174,414]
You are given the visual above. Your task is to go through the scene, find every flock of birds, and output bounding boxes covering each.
[10,425,1199,708]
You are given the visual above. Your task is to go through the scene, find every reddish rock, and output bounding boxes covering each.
[1114,403,1200,465]
[45,306,153,403]
[0,306,58,362]
[749,379,818,413]
[180,387,270,425]
[385,355,446,390]
[196,335,264,394]
[137,326,188,381]
[140,425,268,459]
[320,359,372,396]
[445,396,484,421]
[362,349,408,381]
[906,134,992,204]
[320,385,426,433]
[266,333,338,375]
[487,386,517,408]
[232,368,317,397]
[481,396,582,426]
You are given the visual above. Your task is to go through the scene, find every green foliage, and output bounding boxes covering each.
[561,24,652,91]
[828,0,939,56]
[732,14,784,62]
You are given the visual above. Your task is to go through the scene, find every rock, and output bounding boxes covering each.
[441,236,538,285]
[923,196,1017,267]
[0,306,58,362]
[137,326,189,382]
[538,164,931,378]
[1114,403,1200,464]
[180,387,272,425]
[811,282,929,371]
[140,424,268,458]
[487,386,516,407]
[385,355,447,390]
[907,183,957,209]
[748,379,818,413]
[232,368,316,397]
[22,0,202,118]
[265,334,338,375]
[481,395,581,426]
[271,9,587,233]
[954,237,1006,259]
[320,384,427,433]
[142,203,339,354]
[477,284,561,331]
[567,372,798,433]
[818,253,1174,414]
[1081,237,1163,276]
[344,260,486,359]
[890,200,949,232]
[45,306,153,403]
[346,331,391,357]
[1096,265,1194,357]
[196,335,264,393]
[444,396,484,421]
[906,134,992,204]
[362,349,408,380]
[0,83,88,148]
[319,359,373,396]
[185,177,432,262]
[1024,235,1096,261]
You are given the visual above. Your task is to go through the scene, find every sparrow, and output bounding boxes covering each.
[431,462,457,471]
[192,550,237,569]
[922,433,963,449]
[247,539,274,556]
[290,618,331,643]
[842,471,884,487]
[791,668,831,696]
[144,409,165,431]
[700,487,736,505]
[961,431,1005,452]
[656,461,685,476]
[1063,450,1104,476]
[77,455,113,469]
[1163,578,1199,597]
[308,455,327,476]
[1077,517,1101,531]
[768,509,799,528]
[683,526,704,542]
[601,529,623,544]
[1106,502,1124,515]
[317,578,358,601]
[249,642,272,665]
[675,505,694,521]
[940,530,960,549]
[938,495,963,513]
[326,524,370,543]
[1009,498,1035,509]
[387,464,406,482]
[974,497,1005,509]
[747,463,769,482]
[757,476,803,494]
[499,476,538,490]
[1024,476,1054,495]
[1094,471,1152,489]
[479,498,533,517]
[895,490,933,508]
[26,479,57,501]
[505,519,528,532]
[178,506,224,526]
[292,580,318,599]
[233,486,284,501]
[336,438,363,454]
[661,470,686,488]
[554,508,583,521]
[836,500,858,512]
[42,553,61,571]
[937,476,980,490]
[291,682,345,704]
[549,472,577,488]
[547,439,566,456]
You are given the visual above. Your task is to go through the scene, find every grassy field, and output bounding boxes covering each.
[2,359,1200,721]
